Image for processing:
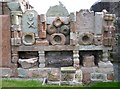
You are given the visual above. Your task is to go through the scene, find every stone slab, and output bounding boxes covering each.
[0,68,12,78]
[0,15,11,67]
[76,9,94,33]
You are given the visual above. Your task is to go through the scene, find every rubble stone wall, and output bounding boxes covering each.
[0,0,116,84]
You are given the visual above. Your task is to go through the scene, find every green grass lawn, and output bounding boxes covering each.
[2,79,42,87]
[1,79,120,88]
[1,79,83,87]
[90,82,120,87]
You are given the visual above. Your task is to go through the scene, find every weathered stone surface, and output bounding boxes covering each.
[76,9,94,33]
[18,68,29,78]
[94,35,103,45]
[83,55,95,67]
[61,73,75,81]
[18,58,38,69]
[46,17,69,25]
[28,68,48,78]
[18,68,51,78]
[98,61,113,68]
[48,68,60,81]
[61,67,75,81]
[0,15,11,67]
[113,62,120,82]
[61,67,76,73]
[22,10,38,35]
[70,32,77,45]
[107,72,114,81]
[38,15,46,39]
[82,72,91,84]
[75,69,83,82]
[94,12,103,35]
[81,67,98,73]
[45,51,73,67]
[96,68,114,73]
[39,64,45,68]
[11,37,21,46]
[0,68,12,78]
[2,2,10,15]
[36,40,49,46]
[11,53,18,63]
[91,73,107,82]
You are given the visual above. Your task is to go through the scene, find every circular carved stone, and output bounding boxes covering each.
[22,32,35,45]
[47,25,57,35]
[79,33,94,45]
[50,33,66,45]
[60,25,70,36]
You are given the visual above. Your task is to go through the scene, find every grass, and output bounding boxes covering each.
[1,79,120,89]
[2,79,42,87]
[1,79,83,88]
[90,82,120,87]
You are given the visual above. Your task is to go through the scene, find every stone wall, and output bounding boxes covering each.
[0,0,116,84]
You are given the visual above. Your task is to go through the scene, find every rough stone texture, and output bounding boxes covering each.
[18,68,50,78]
[81,67,98,73]
[96,68,114,73]
[48,68,60,81]
[70,32,77,45]
[75,69,83,82]
[0,15,11,67]
[76,9,94,33]
[36,40,49,46]
[18,68,29,78]
[91,73,107,82]
[113,62,120,82]
[83,55,95,67]
[22,10,38,35]
[45,51,73,67]
[107,72,114,81]
[98,61,113,68]
[0,68,13,78]
[39,64,45,68]
[18,58,38,69]
[38,15,46,39]
[28,68,48,78]
[82,72,91,84]
[2,2,10,15]
[94,12,103,35]
[11,37,21,46]
[94,35,103,45]
[61,67,76,81]
[61,73,74,81]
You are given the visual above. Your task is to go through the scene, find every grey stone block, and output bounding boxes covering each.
[18,68,28,78]
[91,73,107,81]
[18,58,38,69]
[39,64,45,68]
[46,17,69,25]
[98,61,113,68]
[0,68,12,77]
[95,12,103,35]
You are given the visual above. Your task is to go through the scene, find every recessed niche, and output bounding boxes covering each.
[79,50,102,66]
[45,51,73,67]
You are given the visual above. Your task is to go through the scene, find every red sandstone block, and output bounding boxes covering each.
[0,15,11,67]
[82,72,91,84]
